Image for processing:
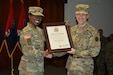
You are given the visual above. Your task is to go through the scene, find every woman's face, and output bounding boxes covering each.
[29,14,43,26]
[75,14,89,25]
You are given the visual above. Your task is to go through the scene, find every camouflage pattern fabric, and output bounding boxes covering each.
[18,22,45,75]
[66,22,100,75]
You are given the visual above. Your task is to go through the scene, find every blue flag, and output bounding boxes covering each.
[6,21,17,53]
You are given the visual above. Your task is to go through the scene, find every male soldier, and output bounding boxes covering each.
[65,4,100,75]
[18,6,52,75]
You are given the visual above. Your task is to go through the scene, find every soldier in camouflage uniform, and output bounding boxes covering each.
[106,34,113,75]
[65,4,100,75]
[18,6,52,75]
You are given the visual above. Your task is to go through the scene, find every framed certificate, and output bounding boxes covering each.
[43,22,73,53]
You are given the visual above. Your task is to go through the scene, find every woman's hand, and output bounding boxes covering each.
[65,20,70,26]
[67,48,75,54]
[44,50,53,58]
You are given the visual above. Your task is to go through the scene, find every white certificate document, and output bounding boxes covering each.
[46,25,71,49]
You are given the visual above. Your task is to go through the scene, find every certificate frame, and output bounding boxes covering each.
[43,22,73,53]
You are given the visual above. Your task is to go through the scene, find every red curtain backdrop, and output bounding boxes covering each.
[17,0,26,36]
[4,0,14,38]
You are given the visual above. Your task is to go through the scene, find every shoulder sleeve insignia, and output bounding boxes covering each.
[95,37,99,41]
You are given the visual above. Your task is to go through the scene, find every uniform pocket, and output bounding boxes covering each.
[26,63,38,72]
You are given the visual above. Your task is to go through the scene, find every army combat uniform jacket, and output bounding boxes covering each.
[66,22,100,74]
[18,23,45,74]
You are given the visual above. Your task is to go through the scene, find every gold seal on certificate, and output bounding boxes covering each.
[43,22,73,53]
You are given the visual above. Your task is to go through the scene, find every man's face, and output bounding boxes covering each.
[29,14,43,26]
[75,14,89,25]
